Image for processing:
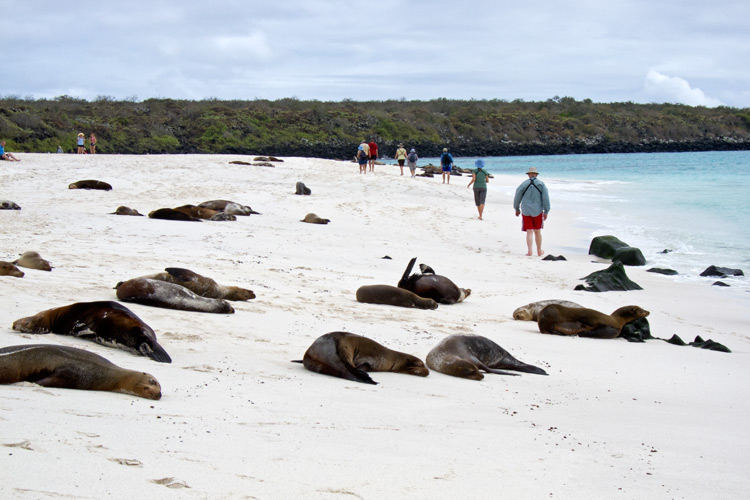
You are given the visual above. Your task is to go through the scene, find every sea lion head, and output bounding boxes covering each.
[0,261,24,277]
[119,372,162,400]
[512,307,533,321]
[613,305,650,323]
[394,355,430,377]
[445,358,484,380]
[223,286,256,301]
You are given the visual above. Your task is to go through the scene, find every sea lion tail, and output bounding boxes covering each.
[291,359,303,364]
[400,257,417,284]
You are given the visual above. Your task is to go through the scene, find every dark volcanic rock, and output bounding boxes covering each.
[712,281,730,287]
[575,262,643,292]
[588,235,630,260]
[542,255,567,261]
[700,265,744,278]
[612,247,647,266]
[647,268,678,275]
[620,317,654,343]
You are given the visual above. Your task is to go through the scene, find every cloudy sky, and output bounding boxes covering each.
[3,0,749,107]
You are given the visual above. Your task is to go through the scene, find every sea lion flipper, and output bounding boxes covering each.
[400,257,417,283]
[140,342,172,363]
[164,267,199,282]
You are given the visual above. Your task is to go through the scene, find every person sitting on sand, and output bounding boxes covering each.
[513,167,550,256]
[0,140,20,161]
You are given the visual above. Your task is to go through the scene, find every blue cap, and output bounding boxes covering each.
[475,159,485,168]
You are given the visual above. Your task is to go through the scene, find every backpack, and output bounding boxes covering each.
[407,152,417,163]
[358,149,367,160]
[441,153,451,166]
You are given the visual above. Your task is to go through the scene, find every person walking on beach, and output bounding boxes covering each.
[0,140,21,161]
[368,139,378,173]
[77,133,85,154]
[440,148,454,184]
[89,133,97,154]
[406,148,418,177]
[356,145,369,174]
[467,159,490,220]
[513,166,550,256]
[394,143,407,176]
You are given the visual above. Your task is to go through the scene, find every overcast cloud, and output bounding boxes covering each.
[2,0,749,107]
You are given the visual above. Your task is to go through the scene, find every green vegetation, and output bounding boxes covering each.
[1,96,749,158]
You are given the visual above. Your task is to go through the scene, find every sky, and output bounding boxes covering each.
[2,0,749,107]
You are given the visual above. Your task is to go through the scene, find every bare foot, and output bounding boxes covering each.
[478,216,483,220]
[526,251,533,256]
[538,250,545,256]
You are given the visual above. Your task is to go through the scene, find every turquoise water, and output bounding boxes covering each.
[427,151,750,288]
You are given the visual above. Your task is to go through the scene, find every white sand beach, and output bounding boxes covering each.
[1,153,748,499]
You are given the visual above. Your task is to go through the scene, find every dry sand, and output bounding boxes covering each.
[1,153,748,499]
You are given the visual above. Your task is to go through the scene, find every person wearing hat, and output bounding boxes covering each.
[440,148,453,184]
[356,143,369,174]
[394,143,407,176]
[406,148,419,177]
[77,133,85,154]
[467,159,490,220]
[513,167,550,256]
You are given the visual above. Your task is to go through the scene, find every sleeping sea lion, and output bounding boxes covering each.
[68,179,113,191]
[197,200,259,215]
[513,299,584,321]
[356,284,438,310]
[1,261,24,277]
[140,267,255,301]
[148,208,202,222]
[426,334,548,380]
[12,301,171,363]
[0,344,161,400]
[111,206,144,216]
[172,204,222,219]
[14,251,52,271]
[294,331,429,384]
[115,277,235,314]
[398,257,470,304]
[301,213,330,224]
[0,200,21,210]
[537,304,650,339]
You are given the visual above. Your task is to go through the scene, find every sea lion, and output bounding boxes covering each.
[139,267,255,301]
[513,299,584,321]
[148,208,202,222]
[398,257,470,305]
[0,344,162,400]
[209,212,237,221]
[301,213,330,224]
[13,251,52,271]
[426,335,548,380]
[356,284,438,310]
[111,206,144,216]
[172,204,221,219]
[12,301,171,363]
[295,331,429,384]
[1,261,24,277]
[197,200,259,215]
[295,182,311,195]
[1,200,21,210]
[115,277,235,314]
[68,179,113,191]
[537,304,650,339]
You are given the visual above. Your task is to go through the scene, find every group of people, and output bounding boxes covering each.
[0,140,20,161]
[77,133,97,154]
[354,140,551,256]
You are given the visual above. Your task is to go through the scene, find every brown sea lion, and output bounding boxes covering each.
[68,179,113,191]
[513,299,584,321]
[356,284,438,310]
[537,304,650,339]
[12,301,171,363]
[172,204,221,219]
[398,257,470,304]
[301,213,330,224]
[197,200,259,215]
[148,208,202,222]
[294,331,429,384]
[0,344,161,400]
[111,206,144,216]
[0,200,21,210]
[426,334,548,380]
[140,267,255,301]
[13,251,52,271]
[295,182,311,195]
[115,277,234,314]
[1,261,24,277]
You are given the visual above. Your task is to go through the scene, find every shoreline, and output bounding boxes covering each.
[1,154,748,499]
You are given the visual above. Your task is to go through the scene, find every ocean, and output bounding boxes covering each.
[426,151,750,291]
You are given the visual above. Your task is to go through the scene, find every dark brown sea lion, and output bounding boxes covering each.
[295,331,429,384]
[0,261,24,277]
[197,200,259,215]
[513,299,584,321]
[0,200,21,210]
[537,304,650,339]
[12,301,171,363]
[13,251,52,271]
[111,206,144,216]
[301,213,330,224]
[398,257,470,304]
[140,267,255,301]
[172,204,221,219]
[295,182,311,195]
[148,208,202,222]
[115,277,234,314]
[356,284,438,310]
[0,344,162,400]
[68,179,113,191]
[426,334,548,380]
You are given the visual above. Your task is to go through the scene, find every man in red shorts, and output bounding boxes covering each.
[513,167,550,256]
[367,139,378,173]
